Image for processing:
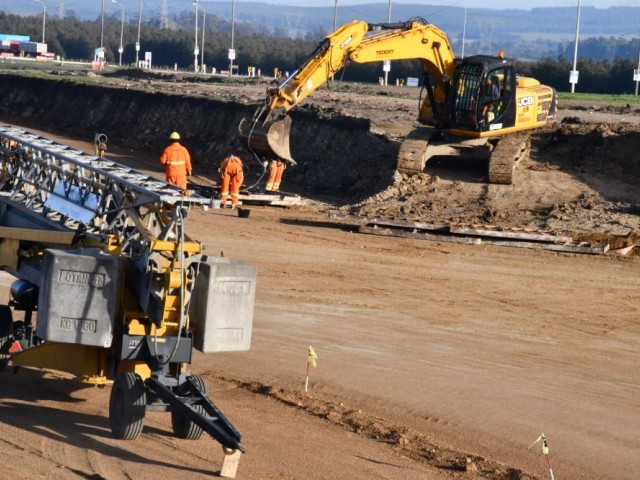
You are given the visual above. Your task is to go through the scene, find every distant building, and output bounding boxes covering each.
[0,33,51,59]
[0,34,30,42]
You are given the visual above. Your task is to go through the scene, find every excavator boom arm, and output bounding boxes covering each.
[267,20,370,115]
[268,18,455,116]
[240,18,458,162]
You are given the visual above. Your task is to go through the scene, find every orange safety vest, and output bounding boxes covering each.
[160,142,192,190]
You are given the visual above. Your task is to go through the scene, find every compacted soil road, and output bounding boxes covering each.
[1,179,639,480]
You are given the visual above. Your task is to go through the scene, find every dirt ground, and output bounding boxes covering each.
[1,72,640,480]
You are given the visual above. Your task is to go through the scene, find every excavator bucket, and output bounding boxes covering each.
[238,114,296,165]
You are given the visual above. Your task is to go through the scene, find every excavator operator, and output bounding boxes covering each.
[482,76,502,124]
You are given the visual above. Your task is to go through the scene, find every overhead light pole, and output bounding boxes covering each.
[33,0,46,43]
[570,0,581,93]
[100,0,105,51]
[635,34,640,95]
[461,1,467,59]
[136,0,142,66]
[193,3,206,73]
[201,8,206,73]
[193,0,199,72]
[112,0,125,66]
[332,0,337,81]
[383,0,391,86]
[229,0,236,76]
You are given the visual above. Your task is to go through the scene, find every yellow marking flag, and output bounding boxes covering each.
[308,345,318,368]
[528,433,550,455]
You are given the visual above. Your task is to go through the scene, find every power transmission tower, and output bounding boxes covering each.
[161,0,168,29]
[59,1,64,19]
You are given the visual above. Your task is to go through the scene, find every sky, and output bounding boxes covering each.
[221,0,639,9]
[55,0,638,11]
[21,0,640,20]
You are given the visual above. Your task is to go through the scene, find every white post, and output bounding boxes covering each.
[112,0,125,66]
[100,0,104,50]
[332,0,337,81]
[201,9,206,72]
[635,34,640,95]
[136,0,142,65]
[570,0,581,93]
[461,1,467,59]
[193,0,199,72]
[33,0,46,43]
[230,0,236,75]
[384,0,391,86]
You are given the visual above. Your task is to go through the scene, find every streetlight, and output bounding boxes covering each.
[635,35,640,95]
[201,8,206,73]
[569,0,581,93]
[383,0,391,86]
[193,0,199,72]
[136,0,142,66]
[100,0,105,50]
[332,0,337,81]
[112,0,125,66]
[33,0,46,44]
[461,1,467,59]
[229,0,236,76]
[194,2,207,73]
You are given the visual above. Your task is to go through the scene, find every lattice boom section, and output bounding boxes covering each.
[0,125,211,247]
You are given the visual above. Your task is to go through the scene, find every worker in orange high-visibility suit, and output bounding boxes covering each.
[218,155,244,208]
[265,159,286,192]
[160,132,192,190]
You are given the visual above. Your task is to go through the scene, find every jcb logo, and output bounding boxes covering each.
[518,96,534,107]
[340,36,353,49]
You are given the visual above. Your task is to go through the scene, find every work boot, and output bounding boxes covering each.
[231,204,236,210]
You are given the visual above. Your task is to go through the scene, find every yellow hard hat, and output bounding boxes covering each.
[169,131,180,140]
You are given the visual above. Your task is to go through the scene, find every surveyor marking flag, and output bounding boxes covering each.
[528,433,555,480]
[304,345,318,395]
[528,433,550,455]
[308,346,318,368]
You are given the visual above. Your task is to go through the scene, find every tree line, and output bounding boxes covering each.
[1,11,639,94]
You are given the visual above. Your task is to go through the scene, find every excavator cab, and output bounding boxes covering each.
[448,56,517,134]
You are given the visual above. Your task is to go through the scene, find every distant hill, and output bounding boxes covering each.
[2,2,639,60]
[4,2,640,40]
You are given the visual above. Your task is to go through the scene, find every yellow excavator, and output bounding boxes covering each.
[239,17,556,184]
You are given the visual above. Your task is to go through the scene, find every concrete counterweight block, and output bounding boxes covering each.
[189,256,256,353]
[36,248,122,348]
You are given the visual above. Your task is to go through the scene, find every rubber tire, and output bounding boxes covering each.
[171,374,207,440]
[0,305,13,372]
[109,372,147,440]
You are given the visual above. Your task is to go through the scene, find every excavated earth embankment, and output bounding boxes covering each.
[2,69,640,480]
[0,72,395,202]
[2,70,640,245]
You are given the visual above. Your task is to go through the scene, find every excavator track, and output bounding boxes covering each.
[397,128,431,175]
[487,133,531,185]
[397,127,493,179]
